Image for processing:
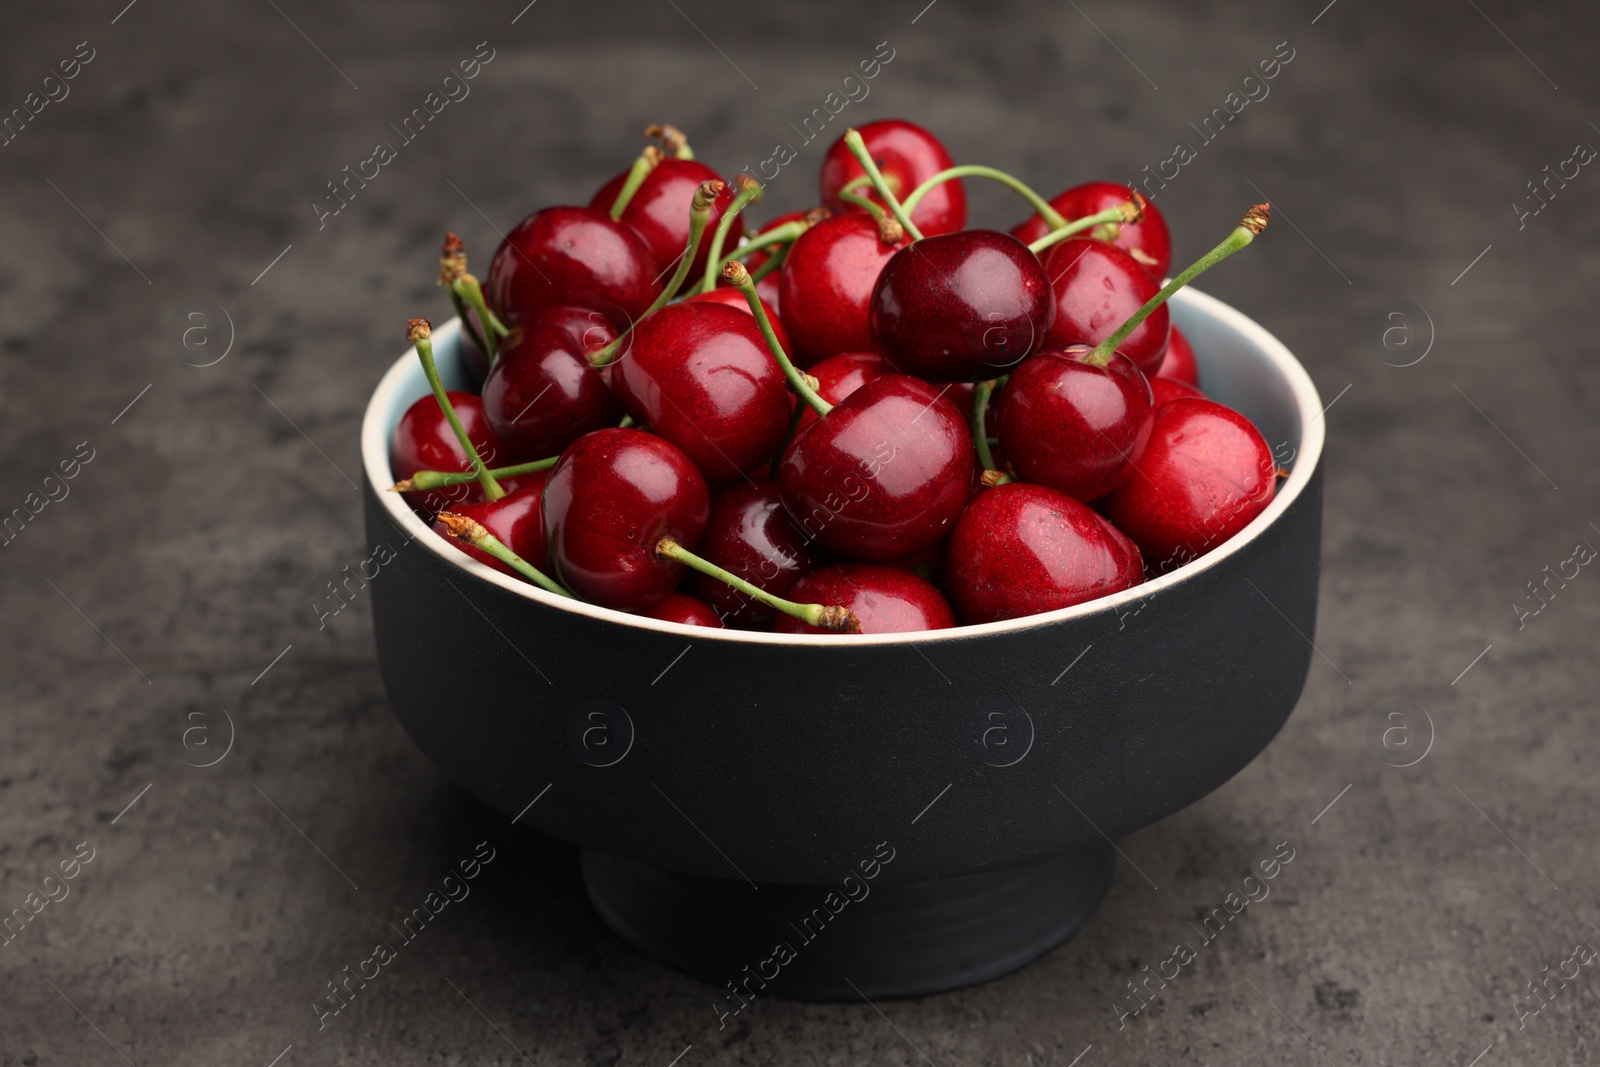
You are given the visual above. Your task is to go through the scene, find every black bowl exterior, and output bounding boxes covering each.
[364,459,1321,886]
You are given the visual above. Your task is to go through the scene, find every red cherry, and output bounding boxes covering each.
[798,350,893,428]
[591,158,740,282]
[1150,376,1203,405]
[1041,238,1170,375]
[486,206,661,330]
[391,391,510,515]
[646,593,725,628]
[772,564,956,635]
[995,345,1154,501]
[778,375,972,562]
[683,287,793,358]
[431,474,549,579]
[610,302,791,486]
[685,480,815,629]
[1101,397,1276,574]
[870,230,1054,381]
[1155,326,1199,386]
[946,483,1144,624]
[1011,181,1173,279]
[481,323,622,462]
[524,305,620,357]
[820,119,966,237]
[778,214,907,367]
[541,428,711,611]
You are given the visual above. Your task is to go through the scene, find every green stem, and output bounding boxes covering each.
[1027,203,1138,257]
[842,129,924,241]
[592,180,722,366]
[701,176,762,294]
[410,320,503,501]
[838,188,889,224]
[723,262,832,418]
[972,379,999,471]
[901,165,1066,230]
[392,455,559,492]
[435,512,573,598]
[447,286,490,361]
[1085,204,1270,367]
[609,146,661,221]
[451,275,508,362]
[647,123,695,160]
[655,537,859,632]
[747,243,788,286]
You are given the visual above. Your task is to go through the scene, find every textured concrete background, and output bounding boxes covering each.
[3,0,1598,1063]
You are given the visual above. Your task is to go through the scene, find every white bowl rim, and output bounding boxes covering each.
[360,287,1324,647]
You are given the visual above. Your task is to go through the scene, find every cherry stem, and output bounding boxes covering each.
[723,261,832,418]
[980,469,1014,488]
[435,512,573,598]
[446,286,489,359]
[646,123,695,160]
[1085,203,1270,367]
[391,455,558,492]
[439,233,490,359]
[747,243,788,285]
[837,188,888,224]
[591,179,723,367]
[609,145,663,221]
[972,379,1000,471]
[842,129,924,241]
[408,318,503,501]
[655,536,860,633]
[1026,197,1144,257]
[901,165,1066,231]
[701,175,762,294]
[452,275,508,360]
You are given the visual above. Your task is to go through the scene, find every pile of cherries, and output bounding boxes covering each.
[388,120,1283,635]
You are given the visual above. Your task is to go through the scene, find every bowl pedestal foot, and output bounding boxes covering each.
[581,842,1115,1001]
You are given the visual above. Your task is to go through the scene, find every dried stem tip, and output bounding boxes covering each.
[877,216,905,245]
[980,469,1011,488]
[722,260,752,287]
[693,179,726,212]
[438,233,467,285]
[406,317,432,343]
[815,605,863,634]
[1241,203,1271,235]
[435,511,485,544]
[733,172,762,196]
[646,124,691,157]
[1122,192,1148,224]
[802,206,832,226]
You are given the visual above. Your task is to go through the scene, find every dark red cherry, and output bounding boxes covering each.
[996,345,1154,501]
[481,323,622,462]
[610,302,791,487]
[391,391,511,515]
[870,230,1054,381]
[542,429,710,610]
[1156,326,1199,386]
[486,206,661,330]
[772,564,955,635]
[646,593,725,628]
[683,287,793,358]
[799,350,893,429]
[1041,238,1170,375]
[686,480,815,629]
[779,375,972,562]
[1101,397,1276,574]
[592,158,740,282]
[525,305,620,357]
[1150,376,1203,405]
[779,214,907,367]
[1011,181,1173,279]
[820,119,966,237]
[946,483,1144,624]
[431,474,549,579]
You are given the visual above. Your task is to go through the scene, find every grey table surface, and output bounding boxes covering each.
[3,0,1598,1063]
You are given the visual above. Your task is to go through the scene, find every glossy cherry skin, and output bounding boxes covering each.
[432,474,549,580]
[772,565,956,635]
[1101,397,1276,574]
[1150,376,1203,405]
[996,345,1154,501]
[798,350,893,428]
[946,483,1144,624]
[526,304,620,356]
[686,480,815,629]
[486,205,661,330]
[820,119,966,237]
[1041,238,1170,375]
[683,287,793,358]
[646,593,725,628]
[1010,181,1173,280]
[591,158,741,282]
[542,428,711,611]
[610,302,791,487]
[779,375,973,562]
[391,391,512,515]
[871,230,1054,381]
[779,214,907,367]
[1155,326,1199,385]
[481,323,622,462]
